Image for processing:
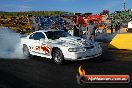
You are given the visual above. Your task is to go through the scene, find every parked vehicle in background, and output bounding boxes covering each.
[127,21,132,32]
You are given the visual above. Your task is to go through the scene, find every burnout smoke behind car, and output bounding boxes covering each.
[0,27,25,59]
[95,33,116,42]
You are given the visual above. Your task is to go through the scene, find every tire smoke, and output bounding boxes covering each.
[95,33,116,42]
[0,27,25,59]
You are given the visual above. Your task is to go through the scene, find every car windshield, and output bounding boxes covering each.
[45,30,71,40]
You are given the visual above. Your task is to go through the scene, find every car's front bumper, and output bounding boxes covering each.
[64,47,102,61]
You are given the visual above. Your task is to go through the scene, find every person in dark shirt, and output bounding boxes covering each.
[110,23,114,34]
[73,24,79,37]
[62,25,68,32]
[115,21,121,33]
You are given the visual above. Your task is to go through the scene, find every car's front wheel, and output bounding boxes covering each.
[52,48,64,65]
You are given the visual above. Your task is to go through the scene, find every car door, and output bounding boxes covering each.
[29,32,51,56]
[28,32,44,54]
[36,32,51,56]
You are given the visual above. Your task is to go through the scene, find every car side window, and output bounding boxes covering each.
[29,32,45,40]
[29,33,35,39]
[37,32,45,40]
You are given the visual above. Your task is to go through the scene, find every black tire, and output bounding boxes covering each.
[52,48,64,65]
[23,45,30,59]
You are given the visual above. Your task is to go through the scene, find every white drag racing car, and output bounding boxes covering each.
[21,30,102,64]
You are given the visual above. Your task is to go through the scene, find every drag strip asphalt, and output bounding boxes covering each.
[0,43,132,88]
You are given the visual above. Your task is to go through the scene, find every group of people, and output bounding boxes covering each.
[0,15,31,34]
[71,20,99,43]
[0,16,29,27]
[110,21,121,33]
[0,14,122,44]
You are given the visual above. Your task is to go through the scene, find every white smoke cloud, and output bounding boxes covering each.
[0,27,25,59]
[95,33,116,42]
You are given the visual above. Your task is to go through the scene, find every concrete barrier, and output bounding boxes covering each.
[108,33,132,50]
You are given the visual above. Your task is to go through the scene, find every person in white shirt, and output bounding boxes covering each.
[86,20,95,43]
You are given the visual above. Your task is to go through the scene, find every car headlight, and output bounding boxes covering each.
[68,48,77,52]
[68,48,86,52]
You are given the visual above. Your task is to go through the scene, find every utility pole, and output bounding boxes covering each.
[123,0,126,11]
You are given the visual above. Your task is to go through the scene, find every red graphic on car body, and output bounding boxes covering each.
[40,44,50,54]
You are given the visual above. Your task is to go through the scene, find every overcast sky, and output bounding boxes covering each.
[0,0,131,13]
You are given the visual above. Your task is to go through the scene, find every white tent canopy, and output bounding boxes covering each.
[128,21,132,28]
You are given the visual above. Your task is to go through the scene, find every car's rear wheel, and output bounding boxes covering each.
[52,48,64,65]
[23,45,30,59]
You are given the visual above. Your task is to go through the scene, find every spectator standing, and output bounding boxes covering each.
[78,24,84,38]
[110,23,114,34]
[94,20,99,36]
[102,23,107,33]
[115,21,121,33]
[73,24,79,37]
[86,20,95,43]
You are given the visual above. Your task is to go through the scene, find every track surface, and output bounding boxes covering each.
[0,43,132,88]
